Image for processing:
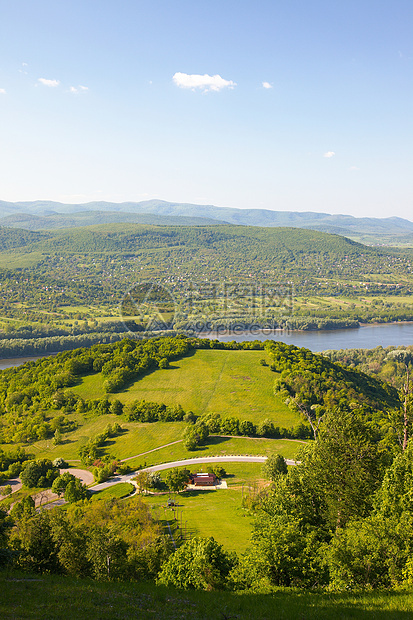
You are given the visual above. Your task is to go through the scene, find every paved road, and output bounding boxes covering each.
[119,436,306,465]
[1,468,94,506]
[90,455,297,492]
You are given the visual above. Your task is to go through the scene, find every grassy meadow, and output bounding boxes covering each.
[122,436,303,470]
[1,569,412,620]
[30,416,186,463]
[144,462,263,553]
[91,482,135,501]
[31,414,303,468]
[72,348,298,426]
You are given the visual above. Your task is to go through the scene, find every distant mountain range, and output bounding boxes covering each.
[1,199,412,244]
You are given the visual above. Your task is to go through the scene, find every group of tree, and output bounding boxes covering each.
[20,459,60,489]
[230,410,413,590]
[266,340,401,444]
[78,423,123,467]
[183,421,209,450]
[0,447,32,483]
[3,496,171,580]
[195,411,311,444]
[51,472,90,503]
[126,400,185,423]
[323,345,413,450]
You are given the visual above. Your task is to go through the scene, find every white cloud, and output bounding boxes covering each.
[173,72,236,92]
[323,151,335,158]
[69,85,89,94]
[349,166,360,171]
[0,88,6,94]
[38,78,60,87]
[262,81,273,89]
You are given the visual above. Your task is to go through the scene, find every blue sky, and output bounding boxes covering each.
[0,0,412,219]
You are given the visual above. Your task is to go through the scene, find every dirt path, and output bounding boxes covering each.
[2,468,95,511]
[121,440,183,462]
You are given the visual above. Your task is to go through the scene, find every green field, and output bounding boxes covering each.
[1,569,412,620]
[31,410,302,467]
[118,436,303,470]
[72,348,299,427]
[144,463,262,553]
[30,415,186,463]
[91,482,135,501]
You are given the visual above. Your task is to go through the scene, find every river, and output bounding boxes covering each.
[0,353,58,371]
[199,321,413,352]
[0,322,412,369]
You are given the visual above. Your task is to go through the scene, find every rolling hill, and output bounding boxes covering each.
[0,210,228,230]
[1,199,412,243]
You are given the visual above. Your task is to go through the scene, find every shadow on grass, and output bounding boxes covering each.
[120,349,198,392]
[0,570,412,619]
[203,436,232,447]
[181,489,216,498]
[117,426,129,435]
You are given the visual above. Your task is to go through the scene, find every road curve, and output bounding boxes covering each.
[90,455,297,492]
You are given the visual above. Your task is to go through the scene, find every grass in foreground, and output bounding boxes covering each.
[0,569,412,620]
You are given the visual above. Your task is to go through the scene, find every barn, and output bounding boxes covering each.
[189,472,217,487]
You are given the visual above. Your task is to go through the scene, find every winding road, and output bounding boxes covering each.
[3,446,298,509]
[90,455,298,492]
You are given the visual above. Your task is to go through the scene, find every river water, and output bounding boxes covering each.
[0,323,412,369]
[199,322,413,352]
[0,353,58,371]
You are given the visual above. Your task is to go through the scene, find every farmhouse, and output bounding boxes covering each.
[189,472,217,487]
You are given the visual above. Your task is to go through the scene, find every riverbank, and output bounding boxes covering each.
[1,321,412,369]
[197,321,413,352]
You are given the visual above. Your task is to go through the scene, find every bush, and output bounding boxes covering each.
[157,537,236,590]
[207,465,226,479]
[20,459,59,488]
[53,457,68,469]
[262,454,288,481]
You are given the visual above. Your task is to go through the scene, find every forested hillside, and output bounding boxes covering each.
[1,336,412,598]
[1,198,413,244]
[0,224,412,354]
[0,337,402,449]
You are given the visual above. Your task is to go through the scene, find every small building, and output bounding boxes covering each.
[189,472,217,487]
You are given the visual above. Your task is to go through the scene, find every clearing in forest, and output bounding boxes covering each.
[73,348,299,428]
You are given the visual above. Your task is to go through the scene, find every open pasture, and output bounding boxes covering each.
[145,462,263,553]
[72,348,299,427]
